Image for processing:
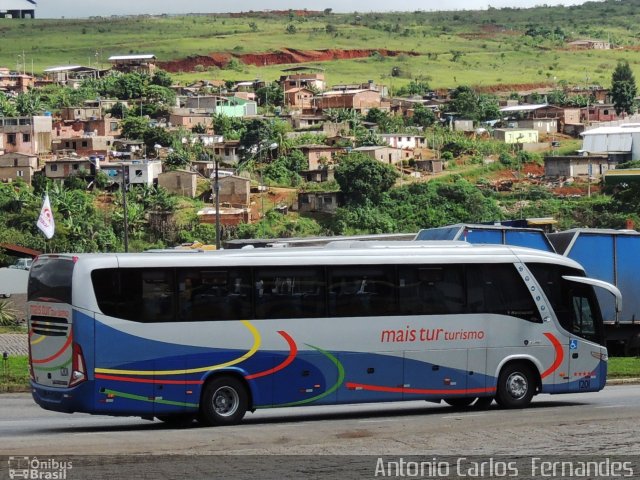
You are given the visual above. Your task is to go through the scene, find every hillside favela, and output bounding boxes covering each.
[1,1,640,478]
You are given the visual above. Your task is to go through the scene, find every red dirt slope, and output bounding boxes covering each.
[158,49,418,72]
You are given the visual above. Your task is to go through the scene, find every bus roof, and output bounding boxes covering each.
[36,241,584,271]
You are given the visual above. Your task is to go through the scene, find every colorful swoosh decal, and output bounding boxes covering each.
[245,331,297,380]
[29,329,46,346]
[345,383,496,395]
[31,334,72,364]
[102,388,199,408]
[95,374,204,385]
[33,358,72,372]
[257,344,345,408]
[94,320,261,376]
[541,332,564,379]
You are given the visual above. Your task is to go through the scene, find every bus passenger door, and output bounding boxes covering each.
[566,291,604,393]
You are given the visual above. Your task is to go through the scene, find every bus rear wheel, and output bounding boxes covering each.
[200,376,248,427]
[496,363,535,409]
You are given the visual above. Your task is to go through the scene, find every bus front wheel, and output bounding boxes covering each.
[200,376,248,426]
[496,363,535,409]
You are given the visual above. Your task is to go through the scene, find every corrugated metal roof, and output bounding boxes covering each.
[108,54,156,61]
[0,0,36,10]
[499,103,548,113]
[43,65,84,72]
[580,125,640,153]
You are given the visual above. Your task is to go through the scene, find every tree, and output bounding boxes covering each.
[334,153,399,205]
[120,116,149,140]
[0,93,17,117]
[611,60,637,115]
[411,104,436,128]
[151,69,173,88]
[285,24,297,34]
[255,82,284,108]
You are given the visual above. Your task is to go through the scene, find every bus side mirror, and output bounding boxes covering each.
[562,275,622,322]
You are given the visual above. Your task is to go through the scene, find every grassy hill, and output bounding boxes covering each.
[1,1,640,90]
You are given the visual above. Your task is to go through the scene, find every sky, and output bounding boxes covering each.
[35,1,592,19]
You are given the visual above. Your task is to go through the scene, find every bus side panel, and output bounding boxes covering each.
[72,308,96,412]
[152,358,187,416]
[337,352,404,403]
[404,350,469,400]
[271,352,338,406]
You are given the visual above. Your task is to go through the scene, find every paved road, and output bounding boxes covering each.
[2,386,639,456]
[2,387,639,478]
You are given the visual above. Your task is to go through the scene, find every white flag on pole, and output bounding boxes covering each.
[37,193,55,239]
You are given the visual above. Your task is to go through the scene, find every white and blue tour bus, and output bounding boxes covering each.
[27,241,620,426]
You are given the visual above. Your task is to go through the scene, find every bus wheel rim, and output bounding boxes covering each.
[506,372,528,400]
[212,386,239,417]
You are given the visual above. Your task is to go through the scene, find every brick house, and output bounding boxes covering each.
[0,67,35,93]
[296,191,341,213]
[517,118,558,134]
[285,87,315,110]
[352,145,404,165]
[544,155,616,179]
[169,110,214,130]
[212,140,241,165]
[379,134,426,149]
[493,128,539,144]
[0,116,52,155]
[53,117,121,139]
[52,135,114,157]
[294,144,344,170]
[109,54,157,75]
[0,152,39,185]
[581,104,624,123]
[158,170,198,198]
[218,175,250,206]
[44,157,96,180]
[315,89,384,114]
[279,69,326,92]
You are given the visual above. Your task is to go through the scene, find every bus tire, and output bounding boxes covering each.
[495,363,535,409]
[200,376,248,427]
[444,397,475,408]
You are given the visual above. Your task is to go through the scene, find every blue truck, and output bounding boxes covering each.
[547,229,640,355]
[417,223,640,355]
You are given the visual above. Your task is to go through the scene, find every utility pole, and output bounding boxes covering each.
[214,157,221,250]
[121,165,129,252]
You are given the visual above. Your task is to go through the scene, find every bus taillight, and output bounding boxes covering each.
[69,342,87,387]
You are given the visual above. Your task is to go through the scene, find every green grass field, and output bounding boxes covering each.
[1,6,639,90]
[0,355,28,393]
[0,355,638,393]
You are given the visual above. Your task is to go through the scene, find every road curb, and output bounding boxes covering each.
[606,377,640,385]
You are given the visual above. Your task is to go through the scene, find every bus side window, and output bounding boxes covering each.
[328,266,395,317]
[254,267,325,319]
[140,269,175,323]
[398,265,464,315]
[178,268,251,321]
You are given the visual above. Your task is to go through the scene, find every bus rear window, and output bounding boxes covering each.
[28,258,75,304]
